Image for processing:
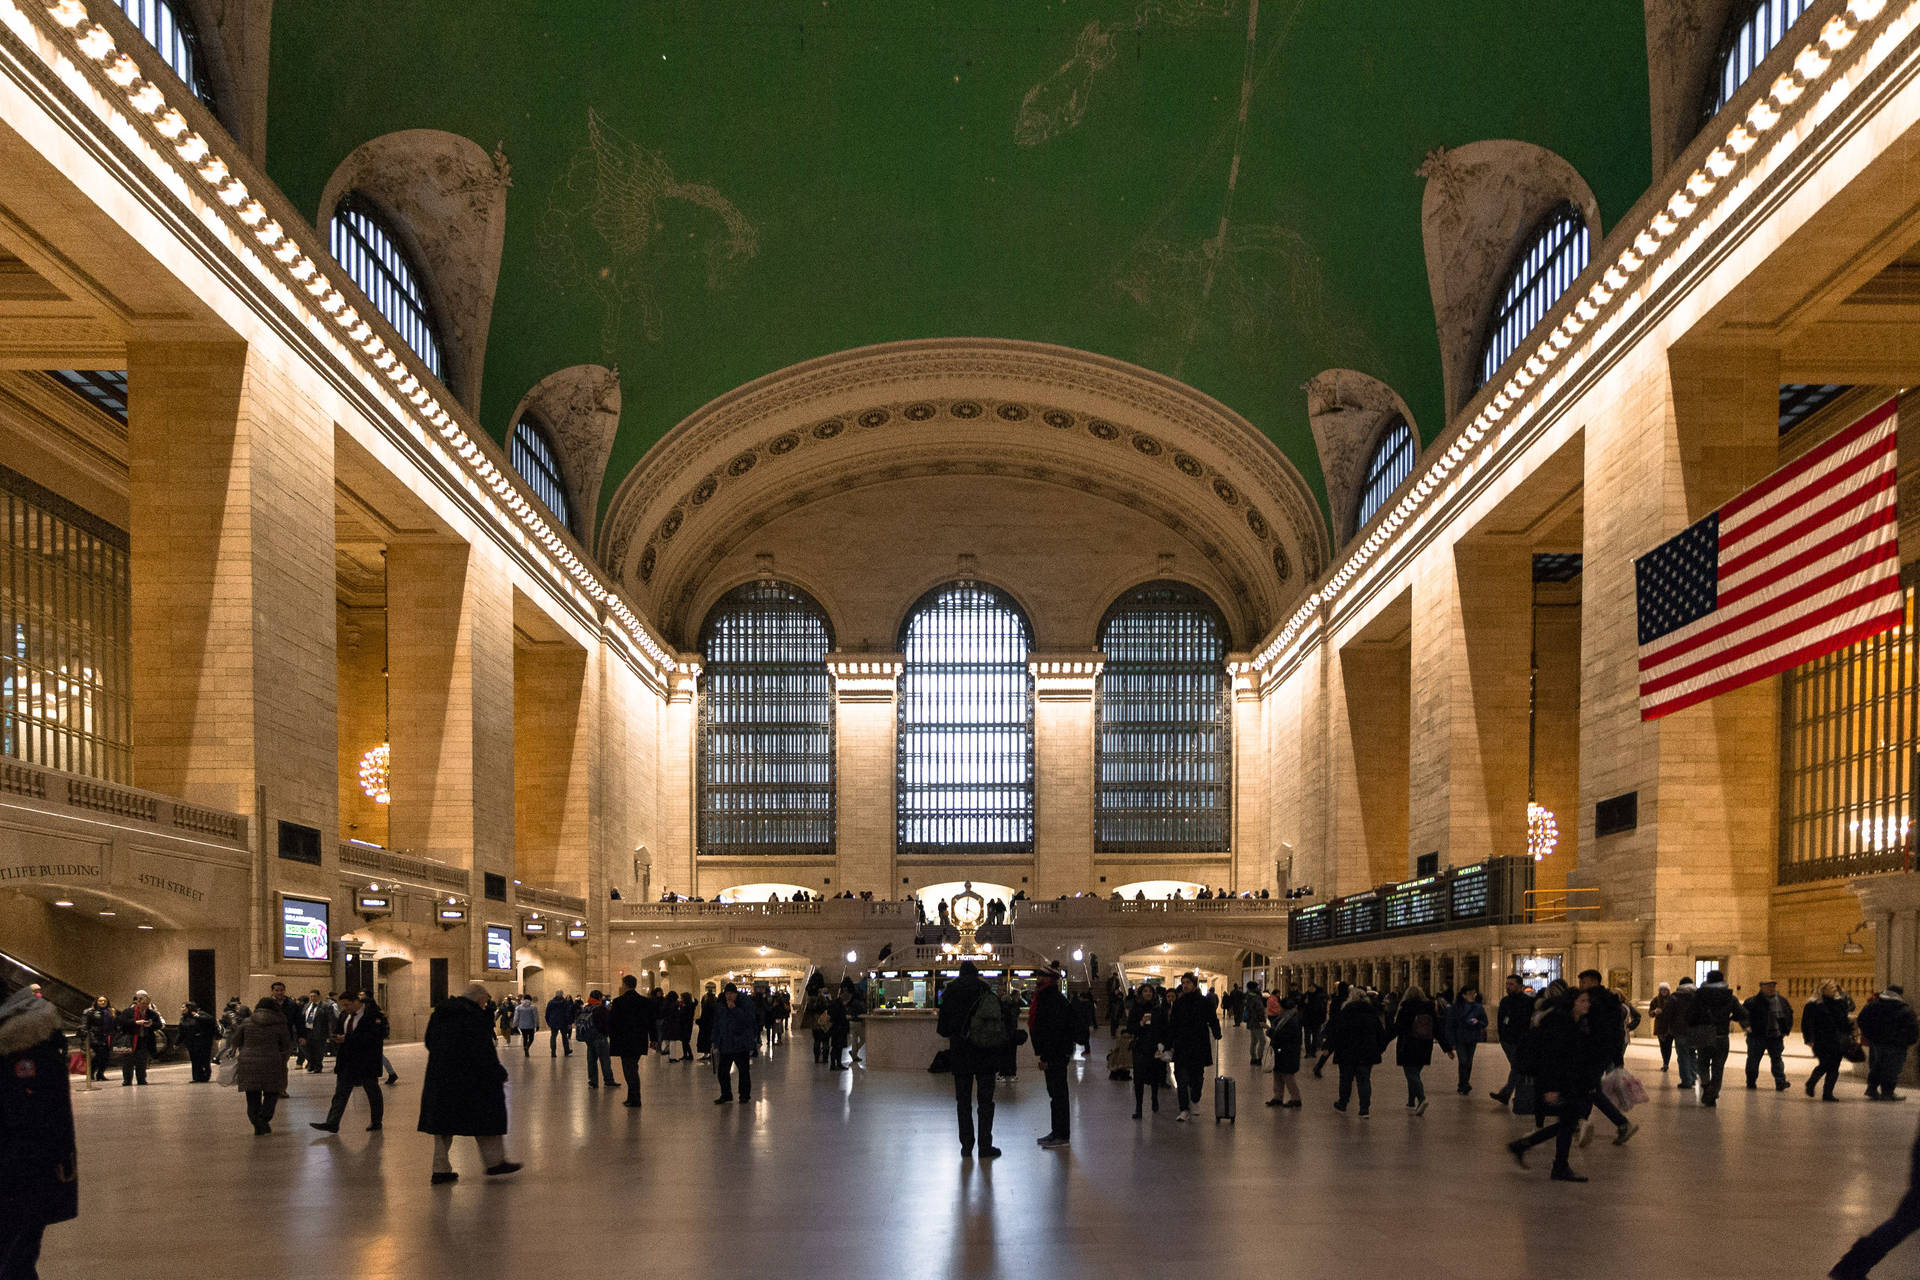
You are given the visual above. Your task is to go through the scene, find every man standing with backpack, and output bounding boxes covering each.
[935,960,1004,1159]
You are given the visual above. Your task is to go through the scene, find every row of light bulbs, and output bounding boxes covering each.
[1247,0,1896,681]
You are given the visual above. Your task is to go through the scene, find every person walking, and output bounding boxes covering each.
[608,975,653,1107]
[1166,972,1221,1123]
[1831,1118,1920,1278]
[1506,988,1602,1182]
[175,1002,218,1083]
[1490,974,1534,1105]
[1244,982,1267,1069]
[80,996,113,1081]
[113,991,163,1087]
[936,960,1005,1158]
[1126,985,1168,1118]
[1031,968,1075,1147]
[578,989,614,1089]
[826,988,851,1070]
[1742,979,1794,1091]
[544,991,574,1058]
[696,983,717,1063]
[711,983,758,1104]
[1664,977,1700,1089]
[1684,969,1747,1106]
[1328,989,1385,1117]
[0,985,76,1280]
[512,995,538,1057]
[1446,986,1487,1096]
[418,982,520,1185]
[300,990,335,1074]
[1803,981,1855,1101]
[1649,982,1677,1073]
[844,979,868,1066]
[1265,994,1304,1109]
[230,996,293,1135]
[1390,985,1450,1115]
[1860,985,1920,1101]
[310,991,388,1133]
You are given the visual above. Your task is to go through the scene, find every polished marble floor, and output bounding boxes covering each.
[38,1021,1916,1280]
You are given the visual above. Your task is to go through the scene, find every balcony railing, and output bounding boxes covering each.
[518,884,588,917]
[0,757,248,848]
[337,842,470,894]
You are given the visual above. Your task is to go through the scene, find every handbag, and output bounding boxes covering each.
[216,1048,238,1088]
[1600,1065,1647,1113]
[109,1033,134,1061]
[1843,1036,1867,1064]
[1510,1074,1537,1116]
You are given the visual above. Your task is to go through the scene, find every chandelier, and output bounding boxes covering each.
[1527,801,1558,862]
[358,743,391,804]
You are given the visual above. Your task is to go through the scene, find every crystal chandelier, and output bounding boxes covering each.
[1527,801,1558,862]
[358,743,391,804]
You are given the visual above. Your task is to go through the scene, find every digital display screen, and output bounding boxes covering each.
[485,924,513,971]
[281,896,330,961]
[523,920,546,934]
[566,926,587,940]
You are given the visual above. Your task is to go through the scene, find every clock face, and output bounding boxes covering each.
[951,894,984,927]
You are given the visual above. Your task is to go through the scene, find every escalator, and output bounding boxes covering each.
[0,947,92,1031]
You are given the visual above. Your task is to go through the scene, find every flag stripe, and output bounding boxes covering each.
[1640,561,1901,694]
[1718,397,1897,526]
[1636,397,1902,721]
[1642,605,1907,719]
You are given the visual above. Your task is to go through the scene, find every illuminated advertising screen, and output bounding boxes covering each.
[280,896,330,962]
[485,924,513,971]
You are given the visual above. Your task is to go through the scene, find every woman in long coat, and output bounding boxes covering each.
[1127,986,1168,1117]
[418,983,518,1184]
[230,997,293,1134]
[0,985,77,1273]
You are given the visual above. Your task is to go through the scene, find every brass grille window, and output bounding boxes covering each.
[328,193,444,379]
[509,415,574,535]
[1779,588,1916,884]
[1477,203,1589,391]
[897,582,1034,856]
[0,468,131,782]
[698,580,835,857]
[1096,581,1231,852]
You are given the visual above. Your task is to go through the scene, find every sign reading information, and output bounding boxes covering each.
[280,896,330,961]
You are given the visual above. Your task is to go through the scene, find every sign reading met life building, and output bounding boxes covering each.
[281,896,331,962]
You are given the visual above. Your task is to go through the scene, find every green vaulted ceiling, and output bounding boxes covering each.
[265,2,1651,525]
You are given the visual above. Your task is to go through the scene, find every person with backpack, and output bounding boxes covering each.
[1859,985,1920,1100]
[1031,968,1076,1147]
[576,990,613,1089]
[1389,985,1451,1115]
[1684,969,1747,1106]
[935,960,1004,1159]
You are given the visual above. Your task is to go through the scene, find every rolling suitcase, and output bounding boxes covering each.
[1214,1074,1237,1123]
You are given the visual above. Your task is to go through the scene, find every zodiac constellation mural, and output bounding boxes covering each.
[539,109,759,350]
[1014,0,1234,147]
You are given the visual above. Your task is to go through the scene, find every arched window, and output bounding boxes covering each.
[1709,0,1816,119]
[328,193,445,379]
[1353,417,1415,535]
[509,415,574,534]
[1096,581,1231,852]
[1478,204,1589,390]
[697,580,835,858]
[897,582,1034,856]
[115,0,214,109]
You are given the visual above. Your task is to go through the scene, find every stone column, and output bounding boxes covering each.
[1228,656,1268,892]
[1030,654,1102,898]
[386,539,515,890]
[127,341,338,971]
[1409,539,1533,871]
[513,636,591,894]
[828,656,903,896]
[659,658,700,895]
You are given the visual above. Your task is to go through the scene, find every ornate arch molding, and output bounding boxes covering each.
[1303,369,1420,549]
[1645,0,1746,175]
[600,340,1330,647]
[505,364,621,548]
[1417,142,1601,420]
[318,129,510,415]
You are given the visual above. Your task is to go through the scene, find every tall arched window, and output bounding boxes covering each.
[509,415,574,535]
[1096,582,1231,852]
[698,580,835,858]
[1477,204,1589,390]
[897,582,1034,856]
[116,0,214,109]
[328,193,445,379]
[1709,0,1815,119]
[1353,416,1415,535]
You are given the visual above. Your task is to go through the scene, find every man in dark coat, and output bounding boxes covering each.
[1327,990,1386,1117]
[113,990,164,1086]
[936,960,1004,1158]
[1031,968,1075,1148]
[544,991,574,1058]
[0,986,75,1278]
[1859,986,1920,1100]
[1167,972,1223,1120]
[175,1002,219,1083]
[1684,970,1747,1106]
[608,974,655,1107]
[418,983,519,1185]
[312,991,389,1133]
[1506,989,1605,1182]
[301,990,335,1074]
[1742,979,1794,1091]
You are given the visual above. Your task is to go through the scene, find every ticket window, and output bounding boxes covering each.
[1513,953,1562,991]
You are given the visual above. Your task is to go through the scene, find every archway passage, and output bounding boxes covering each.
[714,882,818,904]
[1109,879,1208,901]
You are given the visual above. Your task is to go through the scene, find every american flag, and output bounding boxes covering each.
[1636,397,1902,721]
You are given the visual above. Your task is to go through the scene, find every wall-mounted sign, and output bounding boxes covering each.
[356,895,391,913]
[438,906,467,923]
[485,924,513,971]
[522,919,547,935]
[280,896,330,962]
[565,926,587,941]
